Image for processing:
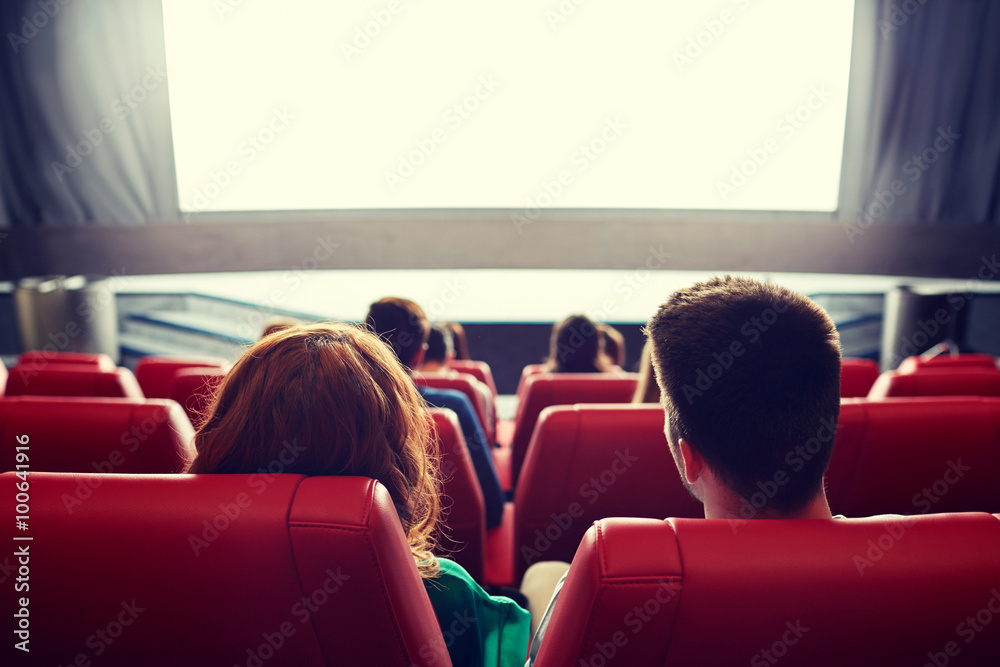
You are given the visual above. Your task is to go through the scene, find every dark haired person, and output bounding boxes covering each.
[526,276,842,663]
[367,297,504,529]
[632,339,661,404]
[420,323,496,438]
[543,315,613,373]
[598,323,626,369]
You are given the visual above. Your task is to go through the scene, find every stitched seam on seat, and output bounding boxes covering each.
[285,476,331,666]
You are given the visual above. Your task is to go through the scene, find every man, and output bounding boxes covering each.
[419,323,496,437]
[525,276,842,663]
[366,297,504,529]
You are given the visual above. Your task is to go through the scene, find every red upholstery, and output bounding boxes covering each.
[168,367,225,428]
[898,353,997,374]
[1,473,451,666]
[0,397,195,474]
[16,350,117,370]
[448,359,498,398]
[536,514,1000,666]
[134,355,227,399]
[428,408,487,582]
[826,397,1000,516]
[514,405,702,582]
[868,367,1000,398]
[839,357,880,398]
[510,374,638,487]
[4,365,143,399]
[515,364,546,398]
[414,371,495,444]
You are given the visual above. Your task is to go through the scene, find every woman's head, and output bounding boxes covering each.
[545,314,607,373]
[187,323,440,576]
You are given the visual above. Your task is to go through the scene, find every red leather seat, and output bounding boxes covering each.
[0,396,195,474]
[414,371,495,445]
[826,397,1000,516]
[168,367,225,428]
[448,359,498,398]
[512,404,702,584]
[428,408,486,582]
[1,473,451,666]
[840,357,880,397]
[4,365,143,398]
[509,374,638,487]
[535,513,1000,666]
[868,367,1000,398]
[898,353,997,374]
[134,355,227,399]
[16,350,117,370]
[515,364,546,399]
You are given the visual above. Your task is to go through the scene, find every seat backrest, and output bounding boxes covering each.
[134,355,227,399]
[898,353,997,374]
[4,365,143,398]
[1,473,451,666]
[168,367,225,428]
[839,357,880,397]
[0,396,195,474]
[535,514,1000,666]
[514,405,702,582]
[511,374,638,486]
[515,364,546,398]
[428,408,486,582]
[868,367,1000,398]
[16,350,117,370]
[448,359,498,398]
[825,397,1000,516]
[414,371,494,444]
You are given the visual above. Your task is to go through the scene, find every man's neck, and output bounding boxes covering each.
[704,489,835,520]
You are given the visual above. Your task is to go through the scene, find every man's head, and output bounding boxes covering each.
[365,297,430,369]
[645,276,841,516]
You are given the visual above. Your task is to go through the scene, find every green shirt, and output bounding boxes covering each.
[423,558,530,667]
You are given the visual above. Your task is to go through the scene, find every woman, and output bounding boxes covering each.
[543,314,612,373]
[187,323,529,666]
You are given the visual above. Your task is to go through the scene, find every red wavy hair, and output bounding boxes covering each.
[187,322,441,577]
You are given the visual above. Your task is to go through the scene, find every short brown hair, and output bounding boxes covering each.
[187,323,440,578]
[645,276,841,514]
[366,297,430,368]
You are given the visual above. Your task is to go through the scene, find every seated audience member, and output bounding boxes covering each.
[420,324,496,435]
[445,321,472,361]
[186,324,529,666]
[632,339,661,403]
[597,323,626,369]
[542,315,613,373]
[260,316,300,338]
[367,298,505,529]
[525,276,842,663]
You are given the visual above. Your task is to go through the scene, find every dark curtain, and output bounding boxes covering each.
[0,0,179,227]
[843,0,1000,225]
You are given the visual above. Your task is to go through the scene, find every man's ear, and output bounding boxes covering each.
[678,438,706,486]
